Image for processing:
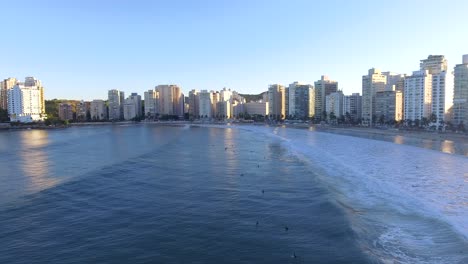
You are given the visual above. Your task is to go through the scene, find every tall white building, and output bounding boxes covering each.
[362,68,387,125]
[314,76,338,120]
[325,91,344,119]
[288,82,315,119]
[198,90,213,118]
[123,93,142,120]
[420,55,453,126]
[453,54,468,125]
[108,89,124,120]
[7,83,45,122]
[90,99,107,121]
[404,70,432,122]
[144,89,159,118]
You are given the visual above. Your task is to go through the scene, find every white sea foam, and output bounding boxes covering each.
[207,124,468,263]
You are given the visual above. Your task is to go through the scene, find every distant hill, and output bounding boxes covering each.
[239,92,266,102]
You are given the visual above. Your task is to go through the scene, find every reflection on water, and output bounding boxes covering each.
[393,135,404,145]
[19,130,58,192]
[441,140,455,154]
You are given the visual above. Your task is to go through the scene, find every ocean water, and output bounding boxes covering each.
[0,124,466,263]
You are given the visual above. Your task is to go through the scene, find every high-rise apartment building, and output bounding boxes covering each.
[287,82,315,119]
[188,90,200,119]
[1,78,18,110]
[314,76,338,120]
[420,55,453,126]
[343,93,362,121]
[453,54,468,125]
[7,83,46,123]
[325,91,344,119]
[155,85,183,116]
[123,93,142,120]
[108,90,125,120]
[382,72,405,92]
[362,68,387,125]
[375,90,403,123]
[268,84,286,120]
[144,89,159,118]
[404,70,432,122]
[90,100,107,121]
[198,90,213,118]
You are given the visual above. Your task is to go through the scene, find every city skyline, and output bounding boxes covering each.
[2,0,468,100]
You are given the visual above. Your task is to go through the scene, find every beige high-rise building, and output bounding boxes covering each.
[314,76,338,120]
[155,85,183,116]
[268,84,285,120]
[362,68,387,125]
[1,78,18,111]
[404,70,432,122]
[453,54,468,125]
[144,89,159,118]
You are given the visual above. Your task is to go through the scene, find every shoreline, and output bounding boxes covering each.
[2,120,467,143]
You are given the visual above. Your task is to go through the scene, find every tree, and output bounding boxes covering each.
[379,115,385,125]
[421,117,429,127]
[322,111,327,121]
[0,108,9,122]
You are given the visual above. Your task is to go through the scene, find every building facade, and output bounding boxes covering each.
[198,90,213,118]
[144,89,159,118]
[1,77,18,111]
[155,85,183,116]
[244,102,268,116]
[288,82,314,119]
[108,90,124,120]
[188,90,200,119]
[375,90,403,123]
[325,91,344,119]
[123,93,142,120]
[343,93,362,121]
[314,76,338,120]
[90,100,107,121]
[404,70,432,122]
[362,68,387,125]
[268,84,286,119]
[453,54,468,125]
[7,83,45,122]
[420,55,452,126]
[58,103,74,121]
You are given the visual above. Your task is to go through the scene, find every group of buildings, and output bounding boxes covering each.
[263,54,468,128]
[1,54,468,128]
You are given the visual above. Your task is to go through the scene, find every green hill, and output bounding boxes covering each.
[239,92,266,102]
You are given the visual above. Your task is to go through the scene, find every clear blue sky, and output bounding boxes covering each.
[1,0,467,100]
